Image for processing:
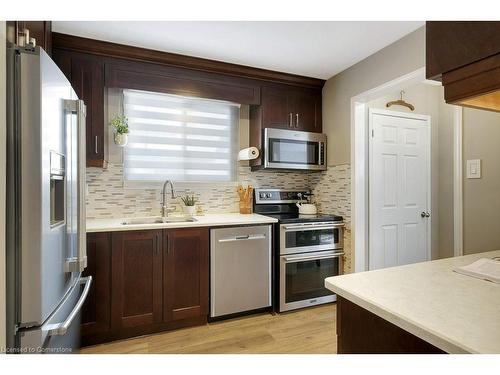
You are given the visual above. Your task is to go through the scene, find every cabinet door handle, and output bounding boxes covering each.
[295,113,299,128]
[165,233,169,255]
[94,135,98,154]
[289,113,293,127]
[155,233,160,255]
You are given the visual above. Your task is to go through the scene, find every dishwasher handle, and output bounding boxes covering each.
[218,234,266,243]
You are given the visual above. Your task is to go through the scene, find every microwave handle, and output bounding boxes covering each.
[319,141,325,165]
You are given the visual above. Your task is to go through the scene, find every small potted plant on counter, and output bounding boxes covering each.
[110,114,129,147]
[180,194,197,217]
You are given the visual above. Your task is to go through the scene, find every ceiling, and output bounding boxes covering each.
[52,21,424,80]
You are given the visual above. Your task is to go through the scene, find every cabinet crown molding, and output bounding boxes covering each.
[52,32,325,89]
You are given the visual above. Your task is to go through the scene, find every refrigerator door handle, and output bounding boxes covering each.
[76,100,87,272]
[64,99,87,273]
[47,276,92,336]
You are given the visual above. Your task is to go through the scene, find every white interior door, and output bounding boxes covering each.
[369,108,431,270]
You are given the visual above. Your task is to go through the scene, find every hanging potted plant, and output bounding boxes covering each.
[180,194,197,217]
[110,114,129,147]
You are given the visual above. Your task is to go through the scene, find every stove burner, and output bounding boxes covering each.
[253,188,343,224]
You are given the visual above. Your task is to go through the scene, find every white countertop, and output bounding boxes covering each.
[325,250,500,354]
[86,213,278,233]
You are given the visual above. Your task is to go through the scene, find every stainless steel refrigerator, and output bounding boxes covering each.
[6,45,91,353]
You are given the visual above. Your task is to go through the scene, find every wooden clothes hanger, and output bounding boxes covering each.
[386,90,415,111]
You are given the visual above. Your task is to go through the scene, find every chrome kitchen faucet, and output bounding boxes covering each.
[161,180,176,218]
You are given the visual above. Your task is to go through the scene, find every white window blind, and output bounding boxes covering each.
[123,89,240,183]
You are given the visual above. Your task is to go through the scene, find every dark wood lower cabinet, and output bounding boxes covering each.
[81,233,111,345]
[164,228,209,322]
[336,296,446,354]
[111,230,163,329]
[82,228,209,346]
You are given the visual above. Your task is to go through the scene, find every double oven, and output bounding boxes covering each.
[279,220,344,311]
[253,189,344,312]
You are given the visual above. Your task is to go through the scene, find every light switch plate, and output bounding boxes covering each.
[466,159,481,179]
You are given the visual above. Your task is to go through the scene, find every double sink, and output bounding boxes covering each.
[121,217,197,225]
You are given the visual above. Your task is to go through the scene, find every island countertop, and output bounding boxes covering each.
[325,250,500,354]
[86,213,278,233]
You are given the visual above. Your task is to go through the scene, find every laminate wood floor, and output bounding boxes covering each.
[80,304,337,354]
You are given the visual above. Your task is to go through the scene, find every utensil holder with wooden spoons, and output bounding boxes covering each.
[237,185,253,214]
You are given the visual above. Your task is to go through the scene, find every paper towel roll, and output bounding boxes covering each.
[238,147,260,161]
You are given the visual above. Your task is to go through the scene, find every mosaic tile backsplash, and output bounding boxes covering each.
[87,163,350,220]
[86,163,353,271]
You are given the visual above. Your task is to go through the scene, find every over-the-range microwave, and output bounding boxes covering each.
[254,128,327,171]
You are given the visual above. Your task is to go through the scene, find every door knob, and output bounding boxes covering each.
[421,212,426,218]
[426,212,431,217]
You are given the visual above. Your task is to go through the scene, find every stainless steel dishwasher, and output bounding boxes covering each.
[210,225,272,318]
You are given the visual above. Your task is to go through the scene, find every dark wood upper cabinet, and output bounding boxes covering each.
[426,21,500,113]
[105,59,261,105]
[72,56,106,167]
[111,230,163,329]
[260,85,322,132]
[51,32,325,170]
[289,89,322,132]
[6,21,52,55]
[163,228,209,322]
[426,21,500,80]
[81,233,111,342]
[52,50,107,167]
[261,86,291,129]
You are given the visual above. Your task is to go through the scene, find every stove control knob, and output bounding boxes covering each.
[266,193,272,199]
[259,192,266,199]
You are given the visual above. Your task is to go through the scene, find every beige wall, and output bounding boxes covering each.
[1,21,7,350]
[322,26,426,165]
[463,108,500,255]
[437,96,456,259]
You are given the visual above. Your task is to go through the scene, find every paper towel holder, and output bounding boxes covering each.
[238,147,260,161]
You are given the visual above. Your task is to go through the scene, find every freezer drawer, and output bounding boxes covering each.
[18,276,92,353]
[210,225,272,318]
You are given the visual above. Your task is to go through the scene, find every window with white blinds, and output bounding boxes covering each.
[123,89,240,183]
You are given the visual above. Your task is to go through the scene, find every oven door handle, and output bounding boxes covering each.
[283,252,344,262]
[283,223,344,231]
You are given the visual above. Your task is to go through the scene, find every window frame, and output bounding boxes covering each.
[120,89,241,188]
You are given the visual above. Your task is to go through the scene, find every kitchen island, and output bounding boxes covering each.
[325,250,500,354]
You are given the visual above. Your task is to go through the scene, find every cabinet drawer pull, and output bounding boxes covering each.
[289,113,293,127]
[295,113,299,128]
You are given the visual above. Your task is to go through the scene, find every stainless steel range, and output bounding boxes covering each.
[253,189,344,312]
